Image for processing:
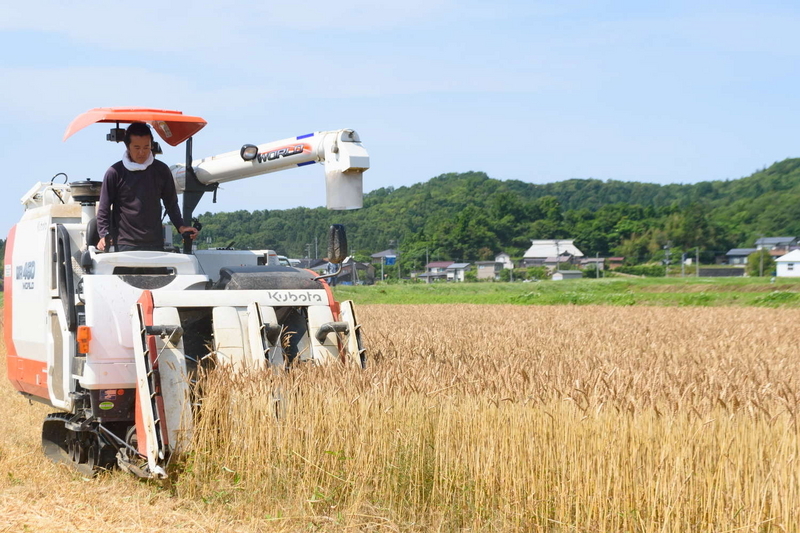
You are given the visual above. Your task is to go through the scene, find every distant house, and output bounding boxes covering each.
[520,256,546,267]
[580,257,605,271]
[337,259,376,285]
[417,272,447,283]
[295,258,328,271]
[476,261,502,280]
[371,249,399,265]
[419,261,453,283]
[425,261,453,273]
[726,248,756,266]
[495,252,514,270]
[607,257,625,269]
[776,249,800,277]
[521,240,583,267]
[446,262,471,282]
[755,237,797,252]
[542,255,575,270]
[552,270,583,281]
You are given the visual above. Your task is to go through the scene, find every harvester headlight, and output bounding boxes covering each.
[240,144,259,161]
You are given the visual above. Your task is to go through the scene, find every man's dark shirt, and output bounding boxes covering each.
[96,159,185,248]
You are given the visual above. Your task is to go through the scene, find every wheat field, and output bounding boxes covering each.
[1,305,799,531]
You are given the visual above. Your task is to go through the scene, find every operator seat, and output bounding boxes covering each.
[81,218,101,273]
[85,218,100,248]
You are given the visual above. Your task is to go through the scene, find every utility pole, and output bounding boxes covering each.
[305,243,312,259]
[389,239,398,280]
[596,252,600,279]
[314,236,318,259]
[695,247,700,277]
[555,240,560,273]
[664,242,672,277]
[681,252,686,277]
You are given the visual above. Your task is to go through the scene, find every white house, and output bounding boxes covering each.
[521,240,584,267]
[446,262,471,282]
[776,249,800,277]
[495,252,514,270]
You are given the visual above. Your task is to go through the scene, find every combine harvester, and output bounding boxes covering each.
[4,108,368,478]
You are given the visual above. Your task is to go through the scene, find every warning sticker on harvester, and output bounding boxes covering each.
[100,390,118,401]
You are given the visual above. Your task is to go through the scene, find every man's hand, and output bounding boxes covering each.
[97,236,107,251]
[179,226,199,240]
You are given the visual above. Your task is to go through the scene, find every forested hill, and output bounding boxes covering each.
[196,158,800,269]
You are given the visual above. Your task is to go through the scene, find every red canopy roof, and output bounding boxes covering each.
[63,107,207,146]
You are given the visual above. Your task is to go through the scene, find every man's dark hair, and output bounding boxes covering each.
[124,123,153,146]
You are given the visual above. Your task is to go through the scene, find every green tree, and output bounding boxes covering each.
[189,161,800,269]
[746,250,775,277]
[477,247,494,260]
[527,266,549,280]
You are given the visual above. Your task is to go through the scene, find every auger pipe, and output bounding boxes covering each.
[170,129,369,211]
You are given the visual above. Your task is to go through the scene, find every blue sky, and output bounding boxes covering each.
[1,0,799,238]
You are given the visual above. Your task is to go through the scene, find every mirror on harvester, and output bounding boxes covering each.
[328,224,348,264]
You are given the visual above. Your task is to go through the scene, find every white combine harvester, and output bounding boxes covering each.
[4,108,367,478]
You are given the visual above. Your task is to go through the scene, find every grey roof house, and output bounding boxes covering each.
[726,248,756,265]
[446,262,471,282]
[755,237,797,251]
[521,240,583,268]
[370,249,399,265]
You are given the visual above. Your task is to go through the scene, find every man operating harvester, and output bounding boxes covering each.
[96,122,198,251]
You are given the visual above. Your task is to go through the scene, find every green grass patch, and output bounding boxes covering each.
[334,277,800,307]
[753,290,800,307]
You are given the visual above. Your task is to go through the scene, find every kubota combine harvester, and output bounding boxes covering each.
[4,108,368,478]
